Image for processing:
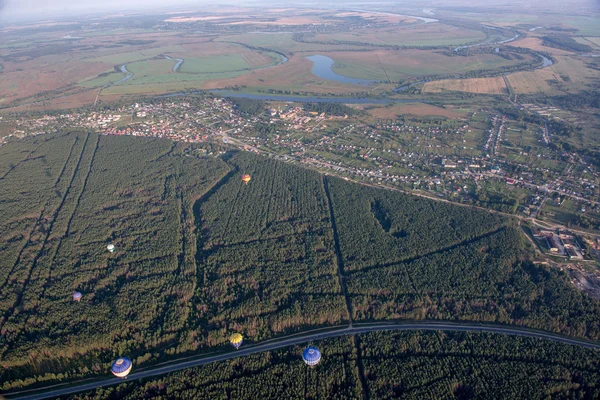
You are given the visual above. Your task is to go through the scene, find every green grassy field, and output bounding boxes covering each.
[78,72,123,88]
[179,54,250,74]
[328,51,537,81]
[311,25,487,47]
[584,37,600,47]
[565,17,600,36]
[217,32,370,54]
[84,46,186,65]
[83,51,280,94]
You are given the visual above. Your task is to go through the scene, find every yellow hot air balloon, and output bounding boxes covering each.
[230,333,243,349]
[241,174,251,184]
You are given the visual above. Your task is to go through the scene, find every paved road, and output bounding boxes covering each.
[8,321,600,400]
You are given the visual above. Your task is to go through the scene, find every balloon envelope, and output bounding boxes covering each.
[302,346,321,366]
[230,333,243,349]
[73,292,82,301]
[111,357,132,378]
[107,244,115,252]
[241,174,251,183]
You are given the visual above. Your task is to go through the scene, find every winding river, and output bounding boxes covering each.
[107,51,287,89]
[353,9,438,23]
[454,33,521,52]
[111,65,133,86]
[210,90,401,103]
[540,54,553,67]
[164,55,184,72]
[306,54,377,86]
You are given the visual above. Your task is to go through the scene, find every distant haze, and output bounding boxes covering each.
[0,0,209,22]
[0,0,598,23]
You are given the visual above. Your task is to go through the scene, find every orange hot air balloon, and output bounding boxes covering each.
[242,174,251,184]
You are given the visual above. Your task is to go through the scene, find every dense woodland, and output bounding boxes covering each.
[228,98,266,116]
[303,102,362,117]
[64,331,600,399]
[2,134,600,393]
[541,35,593,53]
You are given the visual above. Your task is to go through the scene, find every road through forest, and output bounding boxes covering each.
[8,321,600,400]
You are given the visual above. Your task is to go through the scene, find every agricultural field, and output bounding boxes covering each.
[3,133,600,393]
[310,24,486,47]
[583,37,600,47]
[506,68,561,94]
[178,55,252,74]
[327,50,538,81]
[215,32,372,54]
[0,52,109,104]
[422,77,508,94]
[510,37,575,56]
[506,54,598,94]
[84,45,186,65]
[548,55,600,90]
[564,16,600,36]
[163,8,418,27]
[66,331,600,399]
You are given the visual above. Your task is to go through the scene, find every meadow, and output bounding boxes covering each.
[215,32,371,54]
[310,24,486,47]
[327,50,538,81]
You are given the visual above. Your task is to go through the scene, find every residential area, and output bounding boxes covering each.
[6,95,600,237]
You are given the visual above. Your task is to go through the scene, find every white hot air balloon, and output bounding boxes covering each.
[107,244,115,253]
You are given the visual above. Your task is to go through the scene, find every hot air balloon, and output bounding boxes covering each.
[241,174,251,184]
[302,346,321,366]
[111,357,132,378]
[73,292,82,302]
[107,244,115,253]
[230,333,243,349]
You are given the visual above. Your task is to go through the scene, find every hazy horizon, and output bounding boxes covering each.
[0,0,211,22]
[0,0,598,23]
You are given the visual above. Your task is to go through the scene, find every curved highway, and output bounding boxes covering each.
[7,321,600,400]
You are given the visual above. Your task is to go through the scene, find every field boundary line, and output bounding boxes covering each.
[41,133,100,296]
[0,132,90,331]
[323,175,354,327]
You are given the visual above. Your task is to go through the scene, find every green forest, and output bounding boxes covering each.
[63,331,600,399]
[2,132,600,394]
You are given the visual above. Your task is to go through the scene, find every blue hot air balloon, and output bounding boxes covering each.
[302,346,321,366]
[73,292,82,302]
[111,357,133,378]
